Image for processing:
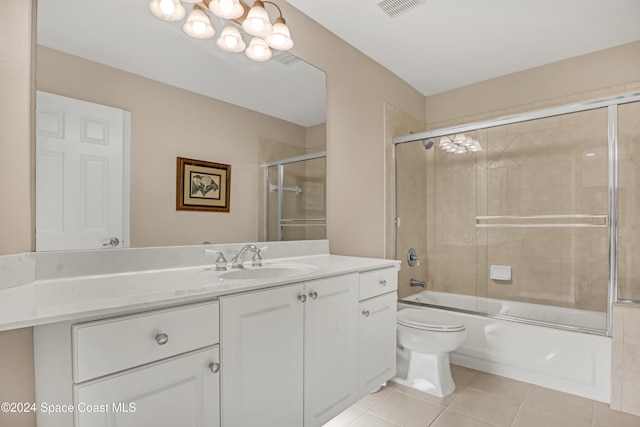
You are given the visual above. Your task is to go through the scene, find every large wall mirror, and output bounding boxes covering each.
[35,0,326,251]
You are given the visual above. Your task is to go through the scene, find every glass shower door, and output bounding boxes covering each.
[265,154,326,241]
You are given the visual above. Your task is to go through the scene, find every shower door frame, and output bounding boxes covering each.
[264,151,327,241]
[392,91,640,337]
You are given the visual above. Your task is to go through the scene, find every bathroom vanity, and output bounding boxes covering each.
[0,241,398,427]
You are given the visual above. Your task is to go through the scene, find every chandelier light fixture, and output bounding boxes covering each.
[438,134,483,154]
[148,0,294,62]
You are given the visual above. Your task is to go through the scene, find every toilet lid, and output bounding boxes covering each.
[397,309,465,332]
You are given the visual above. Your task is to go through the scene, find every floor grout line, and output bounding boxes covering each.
[508,385,531,427]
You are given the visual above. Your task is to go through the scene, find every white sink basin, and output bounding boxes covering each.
[218,263,319,281]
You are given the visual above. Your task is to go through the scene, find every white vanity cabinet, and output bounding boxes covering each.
[358,268,398,397]
[220,273,359,427]
[34,301,220,427]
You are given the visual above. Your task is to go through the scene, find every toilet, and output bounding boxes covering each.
[393,308,466,397]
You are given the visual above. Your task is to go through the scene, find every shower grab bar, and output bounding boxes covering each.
[476,214,607,220]
[476,213,607,228]
[280,218,326,222]
[280,224,326,227]
[269,183,302,195]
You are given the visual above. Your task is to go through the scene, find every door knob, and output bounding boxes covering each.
[298,294,307,303]
[209,362,220,374]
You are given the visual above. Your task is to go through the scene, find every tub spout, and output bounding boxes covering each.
[410,278,426,288]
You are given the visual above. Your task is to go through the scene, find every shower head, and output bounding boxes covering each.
[422,139,434,150]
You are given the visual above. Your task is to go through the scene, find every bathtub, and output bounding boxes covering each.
[399,290,612,403]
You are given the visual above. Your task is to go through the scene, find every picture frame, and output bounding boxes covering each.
[176,157,231,212]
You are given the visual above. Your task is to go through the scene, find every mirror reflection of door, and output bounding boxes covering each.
[35,91,130,251]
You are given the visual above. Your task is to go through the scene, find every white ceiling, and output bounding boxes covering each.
[37,0,326,127]
[37,0,640,127]
[287,0,640,96]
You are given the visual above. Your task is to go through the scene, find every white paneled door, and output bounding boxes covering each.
[36,91,129,251]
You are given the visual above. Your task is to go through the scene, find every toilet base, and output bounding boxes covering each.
[392,347,456,397]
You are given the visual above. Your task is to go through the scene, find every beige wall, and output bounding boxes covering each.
[612,303,640,416]
[0,1,36,426]
[426,41,640,126]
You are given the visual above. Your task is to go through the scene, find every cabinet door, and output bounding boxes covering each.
[74,346,220,427]
[359,292,397,397]
[220,284,305,427]
[304,273,359,427]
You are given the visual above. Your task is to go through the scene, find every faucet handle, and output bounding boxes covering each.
[251,246,268,267]
[204,249,228,271]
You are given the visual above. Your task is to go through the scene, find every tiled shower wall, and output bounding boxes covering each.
[618,101,640,301]
[393,96,640,314]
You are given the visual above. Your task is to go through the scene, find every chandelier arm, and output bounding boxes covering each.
[261,1,283,18]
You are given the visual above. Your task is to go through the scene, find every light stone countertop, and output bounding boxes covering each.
[0,244,400,332]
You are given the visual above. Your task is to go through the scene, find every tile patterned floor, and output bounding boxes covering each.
[323,365,640,427]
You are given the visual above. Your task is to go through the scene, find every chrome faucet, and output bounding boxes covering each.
[410,278,426,288]
[230,244,258,269]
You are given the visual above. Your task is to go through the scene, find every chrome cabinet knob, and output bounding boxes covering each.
[362,310,370,317]
[309,291,318,300]
[379,279,387,286]
[209,362,220,374]
[298,294,307,303]
[155,333,169,345]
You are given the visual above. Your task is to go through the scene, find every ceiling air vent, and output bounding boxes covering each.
[375,0,425,17]
[272,50,300,66]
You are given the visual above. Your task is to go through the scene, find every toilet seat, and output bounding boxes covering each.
[397,309,465,332]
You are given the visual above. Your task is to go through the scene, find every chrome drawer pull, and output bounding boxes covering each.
[380,279,387,286]
[298,294,307,303]
[362,310,370,317]
[309,291,318,300]
[209,362,220,374]
[155,333,169,345]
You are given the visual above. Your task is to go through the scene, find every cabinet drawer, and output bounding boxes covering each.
[359,268,398,301]
[73,301,219,383]
[74,346,220,427]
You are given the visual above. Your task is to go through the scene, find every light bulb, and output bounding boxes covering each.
[254,44,265,56]
[160,0,175,14]
[209,0,245,19]
[242,1,272,36]
[192,21,206,34]
[225,36,238,49]
[245,37,272,61]
[149,0,186,21]
[220,0,234,14]
[183,5,215,39]
[216,25,246,53]
[266,18,294,50]
[250,18,264,33]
